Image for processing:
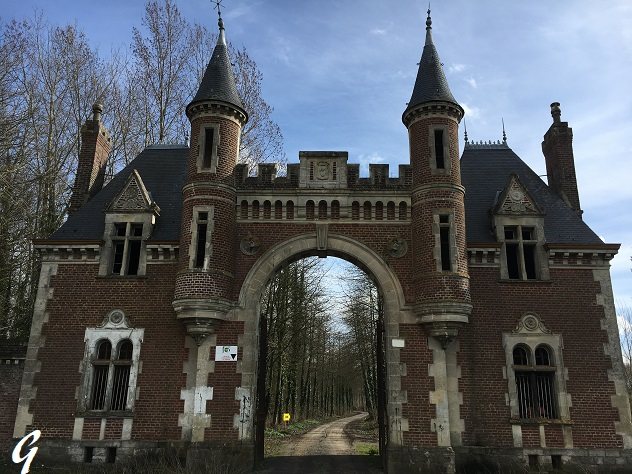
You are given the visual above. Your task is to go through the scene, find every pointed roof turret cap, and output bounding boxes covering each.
[403,9,461,119]
[188,11,246,120]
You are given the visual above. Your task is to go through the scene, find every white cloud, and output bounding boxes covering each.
[466,77,477,88]
[449,63,466,74]
[370,27,387,36]
[357,152,386,176]
[461,103,480,120]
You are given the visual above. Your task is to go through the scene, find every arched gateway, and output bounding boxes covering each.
[11,7,632,474]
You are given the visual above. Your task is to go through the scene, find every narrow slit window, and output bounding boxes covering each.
[194,211,209,269]
[202,128,214,169]
[439,214,452,271]
[434,129,445,169]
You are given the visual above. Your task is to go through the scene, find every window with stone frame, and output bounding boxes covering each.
[190,207,213,270]
[492,173,549,281]
[90,339,134,411]
[111,223,143,275]
[433,211,456,272]
[512,345,557,419]
[504,225,538,280]
[503,313,569,424]
[80,310,144,415]
[428,125,451,175]
[197,124,220,173]
[99,169,159,277]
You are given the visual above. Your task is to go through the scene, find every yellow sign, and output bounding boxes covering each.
[283,413,290,422]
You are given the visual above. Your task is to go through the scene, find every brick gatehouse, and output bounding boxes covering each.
[8,8,632,474]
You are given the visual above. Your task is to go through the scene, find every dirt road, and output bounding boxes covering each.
[258,412,383,473]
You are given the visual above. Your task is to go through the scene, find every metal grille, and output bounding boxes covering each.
[536,372,556,419]
[111,365,131,411]
[515,371,556,419]
[91,365,109,410]
[89,339,133,411]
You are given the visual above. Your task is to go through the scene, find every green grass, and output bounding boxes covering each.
[355,443,379,456]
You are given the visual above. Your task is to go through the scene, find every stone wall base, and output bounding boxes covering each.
[387,446,456,474]
[454,446,632,473]
[13,439,632,473]
[25,438,253,473]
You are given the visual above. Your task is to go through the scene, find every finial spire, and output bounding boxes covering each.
[213,0,226,44]
[426,4,432,30]
[502,118,507,143]
[464,119,468,143]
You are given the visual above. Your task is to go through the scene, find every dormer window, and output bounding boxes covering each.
[504,225,537,280]
[492,174,548,281]
[99,170,159,277]
[112,223,143,276]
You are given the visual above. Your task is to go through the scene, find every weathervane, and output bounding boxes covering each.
[212,0,223,20]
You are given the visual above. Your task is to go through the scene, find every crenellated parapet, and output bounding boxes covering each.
[234,151,413,190]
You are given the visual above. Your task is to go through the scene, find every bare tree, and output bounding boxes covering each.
[1,2,285,340]
[0,15,113,340]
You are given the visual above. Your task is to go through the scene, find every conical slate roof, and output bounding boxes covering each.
[190,18,244,111]
[404,11,459,116]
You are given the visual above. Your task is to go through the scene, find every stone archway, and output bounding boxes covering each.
[231,231,414,466]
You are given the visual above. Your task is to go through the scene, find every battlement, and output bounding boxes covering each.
[235,151,412,189]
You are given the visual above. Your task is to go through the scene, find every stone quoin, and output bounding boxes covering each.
[6,6,632,474]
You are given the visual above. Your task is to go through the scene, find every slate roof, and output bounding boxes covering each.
[190,20,244,112]
[49,143,602,247]
[50,145,188,242]
[460,144,602,245]
[404,13,459,117]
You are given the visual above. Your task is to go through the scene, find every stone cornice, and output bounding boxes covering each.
[186,100,247,126]
[403,100,463,128]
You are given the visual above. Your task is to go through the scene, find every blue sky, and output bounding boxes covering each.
[3,0,631,304]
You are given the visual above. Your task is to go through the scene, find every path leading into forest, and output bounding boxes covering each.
[257,412,383,473]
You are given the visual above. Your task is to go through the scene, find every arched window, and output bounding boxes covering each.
[375,201,384,220]
[387,201,395,220]
[513,345,557,419]
[240,200,249,219]
[318,200,327,219]
[90,339,134,411]
[274,200,283,219]
[306,200,315,220]
[252,200,260,219]
[363,201,372,220]
[351,201,360,220]
[331,200,340,220]
[399,201,407,220]
[263,200,271,219]
[286,201,294,220]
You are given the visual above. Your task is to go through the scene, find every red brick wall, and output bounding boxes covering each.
[460,266,621,448]
[206,321,243,441]
[27,262,187,441]
[399,324,435,445]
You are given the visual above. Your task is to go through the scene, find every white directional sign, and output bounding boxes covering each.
[215,345,238,361]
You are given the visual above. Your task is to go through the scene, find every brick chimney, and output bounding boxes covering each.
[542,102,582,218]
[68,103,111,216]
